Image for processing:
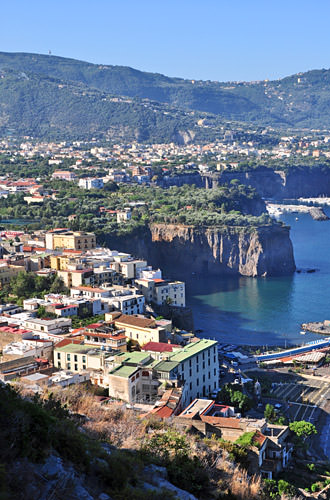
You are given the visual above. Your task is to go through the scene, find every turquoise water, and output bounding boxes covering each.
[187,208,330,346]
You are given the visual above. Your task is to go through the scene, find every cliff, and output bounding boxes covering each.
[201,168,330,199]
[103,222,295,277]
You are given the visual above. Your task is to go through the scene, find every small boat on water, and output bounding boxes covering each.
[300,330,306,335]
[295,217,299,221]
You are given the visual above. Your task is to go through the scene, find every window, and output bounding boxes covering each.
[214,369,216,376]
[57,353,61,360]
[67,363,71,370]
[82,364,86,370]
[82,356,86,363]
[189,369,192,377]
[66,354,71,361]
[74,364,78,371]
[189,382,192,390]
[74,355,78,362]
[196,378,199,386]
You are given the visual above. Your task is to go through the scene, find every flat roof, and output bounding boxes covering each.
[55,343,97,354]
[180,399,214,418]
[115,351,151,364]
[169,339,217,363]
[110,364,138,378]
[154,360,179,372]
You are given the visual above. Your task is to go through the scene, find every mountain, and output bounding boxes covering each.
[0,67,230,142]
[0,51,330,141]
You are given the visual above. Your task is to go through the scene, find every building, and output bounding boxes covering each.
[54,342,111,374]
[105,337,218,406]
[3,339,53,360]
[78,177,104,190]
[45,229,96,251]
[52,171,76,181]
[23,317,71,338]
[105,312,167,344]
[107,351,159,403]
[161,339,218,405]
[0,264,23,288]
[135,278,186,307]
[104,293,145,315]
[57,268,94,288]
[83,323,127,351]
[116,209,132,223]
[110,258,147,280]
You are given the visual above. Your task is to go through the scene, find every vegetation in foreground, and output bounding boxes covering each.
[0,382,296,500]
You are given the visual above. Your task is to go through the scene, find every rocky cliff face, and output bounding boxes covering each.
[103,222,295,277]
[201,168,330,199]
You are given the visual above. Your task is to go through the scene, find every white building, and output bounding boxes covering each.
[78,177,104,189]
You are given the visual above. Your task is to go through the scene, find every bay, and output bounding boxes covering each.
[187,207,330,346]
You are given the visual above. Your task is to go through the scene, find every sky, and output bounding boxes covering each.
[1,0,330,82]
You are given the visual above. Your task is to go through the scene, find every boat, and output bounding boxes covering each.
[300,330,306,335]
[295,217,299,221]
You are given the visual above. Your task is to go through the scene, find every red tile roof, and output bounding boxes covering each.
[141,341,181,353]
[253,430,267,447]
[200,416,241,429]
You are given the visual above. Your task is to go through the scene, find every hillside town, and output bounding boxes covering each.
[0,128,330,193]
[0,223,329,491]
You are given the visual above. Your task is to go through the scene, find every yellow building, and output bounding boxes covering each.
[0,264,23,288]
[50,255,71,271]
[105,313,167,345]
[45,230,96,251]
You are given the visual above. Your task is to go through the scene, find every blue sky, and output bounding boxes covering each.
[1,0,330,82]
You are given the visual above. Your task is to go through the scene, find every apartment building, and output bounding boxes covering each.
[107,351,159,403]
[84,323,127,351]
[135,278,185,307]
[23,317,71,338]
[45,229,96,251]
[110,258,147,280]
[57,268,94,288]
[162,339,219,406]
[0,264,24,287]
[54,342,110,375]
[105,312,167,344]
[78,177,104,189]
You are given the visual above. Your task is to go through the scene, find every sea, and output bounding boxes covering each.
[187,206,330,347]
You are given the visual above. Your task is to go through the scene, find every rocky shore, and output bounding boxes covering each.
[301,321,330,335]
[266,203,329,221]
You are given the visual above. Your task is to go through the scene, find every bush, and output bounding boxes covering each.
[311,482,321,492]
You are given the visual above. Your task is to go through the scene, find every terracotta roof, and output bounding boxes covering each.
[114,314,155,329]
[150,405,174,418]
[141,341,181,353]
[253,430,267,447]
[54,339,82,348]
[73,286,106,293]
[200,416,241,429]
[86,323,103,329]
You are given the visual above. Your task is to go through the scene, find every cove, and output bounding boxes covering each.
[187,208,330,346]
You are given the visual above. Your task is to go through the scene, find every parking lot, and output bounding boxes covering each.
[270,378,330,423]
